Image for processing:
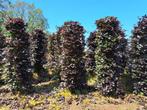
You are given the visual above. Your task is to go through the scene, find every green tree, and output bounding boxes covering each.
[0,0,11,33]
[6,0,48,32]
[0,0,11,11]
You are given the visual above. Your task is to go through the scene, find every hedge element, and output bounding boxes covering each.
[85,31,97,76]
[0,32,6,85]
[48,33,61,75]
[31,29,48,78]
[129,15,147,96]
[95,16,127,96]
[5,18,32,93]
[59,21,87,90]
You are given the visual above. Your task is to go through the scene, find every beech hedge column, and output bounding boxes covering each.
[5,18,32,93]
[59,21,87,90]
[129,15,147,96]
[0,30,6,85]
[31,29,48,78]
[85,32,97,76]
[95,17,127,96]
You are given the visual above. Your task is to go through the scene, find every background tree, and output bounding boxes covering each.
[85,31,97,76]
[95,16,127,96]
[129,15,147,96]
[48,33,61,76]
[5,0,48,32]
[31,29,48,79]
[0,0,11,34]
[59,21,87,90]
[0,0,11,10]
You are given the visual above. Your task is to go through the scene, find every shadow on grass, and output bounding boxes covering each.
[70,85,97,95]
[33,80,60,94]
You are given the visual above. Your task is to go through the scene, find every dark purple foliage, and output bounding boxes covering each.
[59,21,87,90]
[5,18,32,93]
[95,16,127,96]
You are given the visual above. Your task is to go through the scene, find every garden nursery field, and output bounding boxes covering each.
[0,0,147,110]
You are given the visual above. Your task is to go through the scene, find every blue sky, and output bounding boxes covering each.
[23,0,147,38]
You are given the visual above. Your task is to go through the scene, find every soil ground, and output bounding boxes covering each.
[0,79,147,110]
